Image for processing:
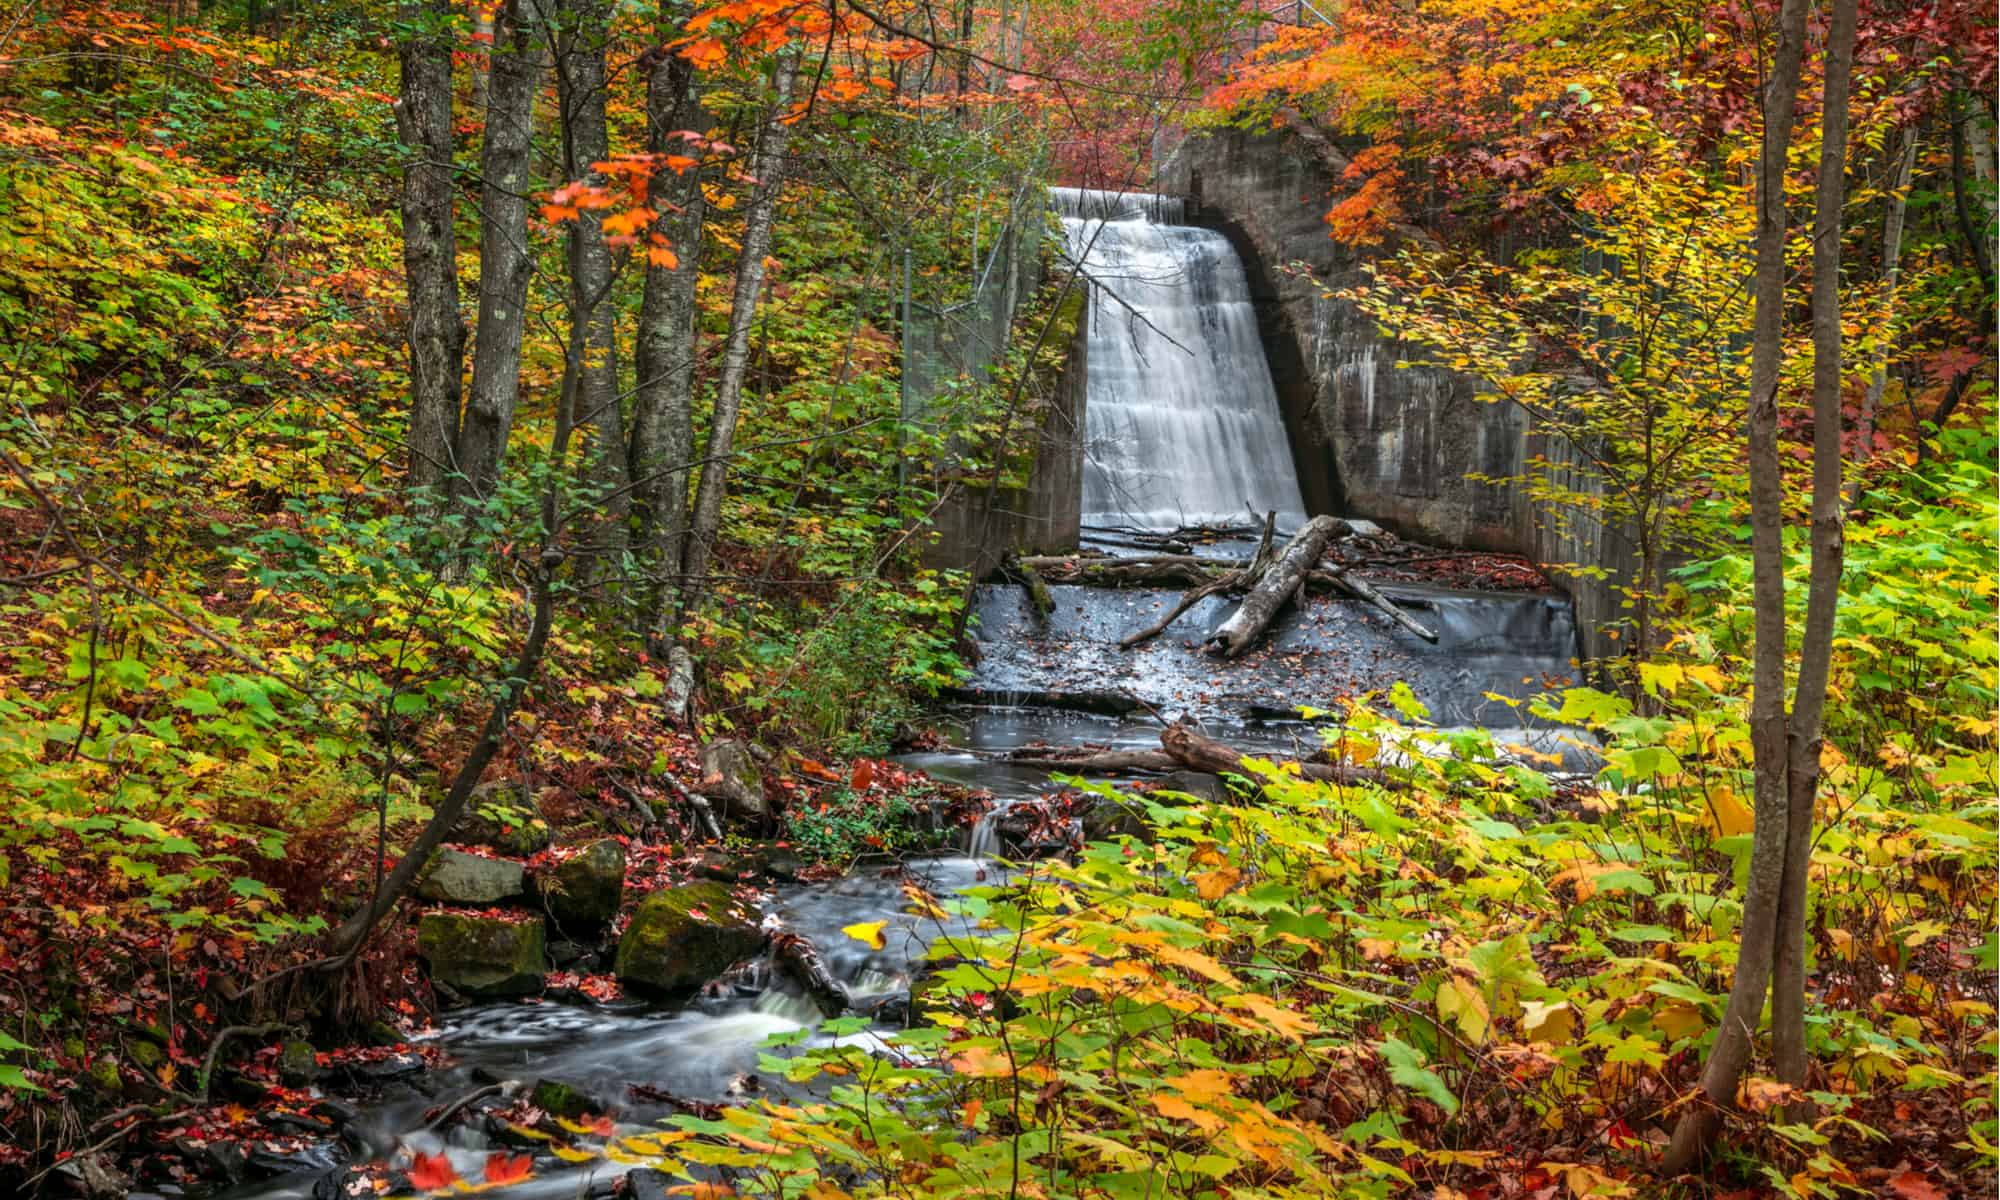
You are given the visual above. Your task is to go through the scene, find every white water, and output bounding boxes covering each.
[1053,186,1308,532]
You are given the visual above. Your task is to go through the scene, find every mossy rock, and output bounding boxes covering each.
[528,1078,592,1120]
[538,839,626,932]
[130,1041,165,1071]
[277,1040,320,1087]
[417,913,547,998]
[613,882,764,998]
[88,1057,123,1095]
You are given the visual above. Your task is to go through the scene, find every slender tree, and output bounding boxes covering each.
[395,0,463,492]
[681,50,799,611]
[630,4,712,642]
[554,0,630,567]
[1665,0,1857,1167]
[457,0,546,503]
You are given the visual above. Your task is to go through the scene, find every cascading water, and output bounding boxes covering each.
[1052,186,1308,532]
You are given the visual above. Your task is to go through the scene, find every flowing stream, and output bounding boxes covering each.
[208,187,1586,1200]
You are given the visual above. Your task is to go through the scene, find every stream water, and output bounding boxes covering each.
[205,189,1585,1200]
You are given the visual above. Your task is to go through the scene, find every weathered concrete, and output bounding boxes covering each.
[922,292,1088,575]
[1156,125,1635,664]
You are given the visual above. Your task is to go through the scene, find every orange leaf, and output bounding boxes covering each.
[648,245,680,270]
[483,1152,534,1185]
[408,1150,459,1191]
[1889,1171,1948,1200]
[849,759,875,791]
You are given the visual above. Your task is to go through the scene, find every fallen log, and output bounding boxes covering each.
[1118,513,1276,649]
[1160,723,1397,790]
[772,932,849,1018]
[1312,567,1439,643]
[1206,515,1350,658]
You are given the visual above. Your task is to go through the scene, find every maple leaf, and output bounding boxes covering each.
[842,920,888,950]
[1888,1171,1947,1200]
[849,759,875,791]
[483,1151,533,1185]
[407,1150,458,1191]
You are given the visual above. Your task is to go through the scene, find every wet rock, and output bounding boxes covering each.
[538,838,626,931]
[246,1141,342,1179]
[528,1078,593,1120]
[456,781,553,856]
[277,1039,320,1087]
[1080,798,1148,843]
[614,882,765,997]
[417,848,526,905]
[417,913,546,997]
[698,739,767,825]
[309,1097,359,1130]
[624,1167,673,1200]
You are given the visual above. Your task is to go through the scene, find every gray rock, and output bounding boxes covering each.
[417,849,525,904]
[417,913,546,997]
[613,882,765,997]
[538,838,626,931]
[698,739,767,824]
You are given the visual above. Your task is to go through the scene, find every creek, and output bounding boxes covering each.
[207,190,1581,1200]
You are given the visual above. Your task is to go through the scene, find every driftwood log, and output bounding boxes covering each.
[993,723,1396,790]
[1015,536,1440,652]
[1206,516,1348,657]
[772,932,849,1017]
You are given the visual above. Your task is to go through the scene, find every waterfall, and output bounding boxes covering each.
[1052,186,1308,532]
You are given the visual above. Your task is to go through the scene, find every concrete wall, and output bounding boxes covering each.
[1157,125,1635,665]
[922,296,1087,576]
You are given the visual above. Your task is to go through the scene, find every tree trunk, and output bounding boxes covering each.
[631,11,710,642]
[555,0,630,568]
[1663,0,1811,1172]
[681,52,799,610]
[1772,0,1857,1115]
[1854,126,1918,494]
[396,0,464,493]
[1205,516,1348,658]
[457,0,544,503]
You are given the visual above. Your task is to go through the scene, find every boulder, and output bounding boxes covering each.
[613,882,765,997]
[417,848,526,905]
[276,1040,320,1087]
[528,1078,592,1120]
[538,839,627,931]
[698,739,767,825]
[417,913,546,997]
[454,781,552,856]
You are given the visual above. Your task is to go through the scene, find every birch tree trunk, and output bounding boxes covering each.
[555,0,630,568]
[395,0,464,492]
[1772,0,1857,1111]
[457,0,544,503]
[631,12,710,643]
[1662,0,1811,1171]
[681,52,799,611]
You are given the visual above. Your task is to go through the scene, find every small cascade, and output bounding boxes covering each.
[1052,186,1308,531]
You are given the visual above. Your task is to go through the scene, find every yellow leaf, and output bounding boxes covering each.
[1519,998,1574,1044]
[841,920,888,950]
[550,1145,598,1163]
[1437,975,1491,1043]
[1192,867,1241,900]
[1699,787,1754,839]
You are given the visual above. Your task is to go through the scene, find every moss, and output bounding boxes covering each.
[417,912,547,997]
[613,882,765,998]
[529,1078,592,1120]
[88,1057,123,1095]
[539,838,626,931]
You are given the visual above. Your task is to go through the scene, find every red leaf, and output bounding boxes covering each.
[1889,1171,1948,1200]
[409,1151,459,1191]
[483,1151,533,1185]
[849,759,876,792]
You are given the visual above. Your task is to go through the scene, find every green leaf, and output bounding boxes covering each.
[1377,1038,1457,1114]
